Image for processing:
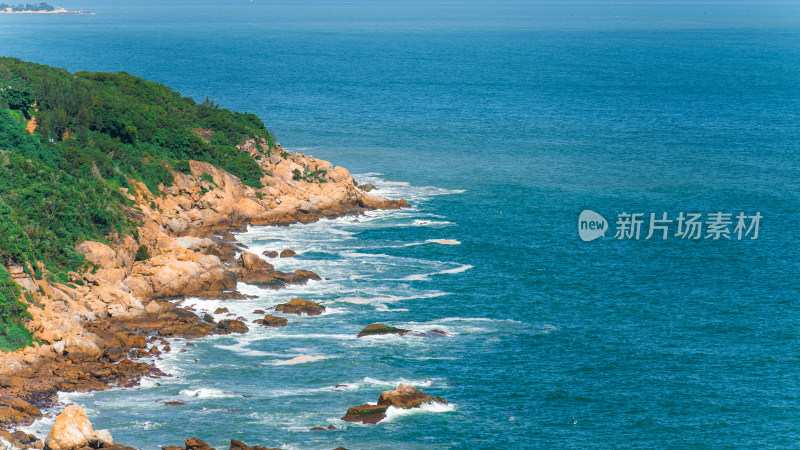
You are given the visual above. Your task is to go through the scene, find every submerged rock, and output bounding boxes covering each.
[356,323,409,338]
[273,298,325,316]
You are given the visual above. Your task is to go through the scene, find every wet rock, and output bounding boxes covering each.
[356,323,409,338]
[216,320,249,334]
[163,401,185,406]
[340,403,388,425]
[203,314,214,323]
[214,307,229,314]
[252,309,265,315]
[273,298,325,316]
[261,251,278,259]
[253,315,288,327]
[309,425,336,431]
[414,329,447,338]
[279,249,296,258]
[358,183,376,192]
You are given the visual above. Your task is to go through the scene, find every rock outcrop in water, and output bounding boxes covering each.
[273,298,325,316]
[356,323,410,338]
[341,384,447,425]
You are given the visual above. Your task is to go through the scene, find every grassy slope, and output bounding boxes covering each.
[0,57,277,351]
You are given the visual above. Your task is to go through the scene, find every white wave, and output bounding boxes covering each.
[273,333,356,340]
[362,377,436,388]
[337,291,449,304]
[382,401,455,423]
[178,388,232,399]
[385,181,409,186]
[411,219,453,227]
[395,264,473,281]
[272,355,329,365]
[215,342,271,357]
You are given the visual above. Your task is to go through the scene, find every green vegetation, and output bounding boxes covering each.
[0,3,55,12]
[292,166,328,183]
[0,58,278,351]
[134,245,150,262]
[0,266,32,351]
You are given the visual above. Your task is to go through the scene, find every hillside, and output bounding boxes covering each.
[0,58,402,353]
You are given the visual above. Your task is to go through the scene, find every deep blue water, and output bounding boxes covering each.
[3,1,800,448]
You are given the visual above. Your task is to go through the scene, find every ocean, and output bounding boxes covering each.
[2,0,800,448]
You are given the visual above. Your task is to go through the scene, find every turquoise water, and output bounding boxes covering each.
[4,1,800,448]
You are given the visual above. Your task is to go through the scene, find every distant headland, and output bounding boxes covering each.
[0,2,91,14]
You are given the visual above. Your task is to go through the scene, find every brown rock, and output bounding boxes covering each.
[340,403,388,425]
[216,319,249,334]
[273,298,325,316]
[253,315,287,327]
[261,251,278,259]
[279,249,296,258]
[214,307,229,314]
[0,396,42,428]
[377,383,447,409]
[113,332,147,350]
[356,323,409,338]
[163,401,185,406]
[358,183,376,192]
[44,404,94,450]
[252,309,265,315]
[184,438,214,450]
[103,347,126,363]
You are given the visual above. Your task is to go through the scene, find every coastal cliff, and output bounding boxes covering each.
[0,59,409,446]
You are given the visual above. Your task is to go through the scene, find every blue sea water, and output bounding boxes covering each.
[3,1,800,448]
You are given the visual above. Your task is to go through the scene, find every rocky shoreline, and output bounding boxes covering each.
[0,139,441,449]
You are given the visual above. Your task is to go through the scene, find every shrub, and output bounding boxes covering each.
[135,245,150,261]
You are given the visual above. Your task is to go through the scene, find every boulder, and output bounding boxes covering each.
[253,315,287,327]
[184,438,213,450]
[214,307,229,314]
[88,429,114,448]
[228,441,279,450]
[216,319,249,334]
[237,252,273,272]
[261,251,278,259]
[273,298,325,316]
[44,404,94,450]
[378,383,447,409]
[356,323,409,338]
[279,249,296,258]
[357,183,376,192]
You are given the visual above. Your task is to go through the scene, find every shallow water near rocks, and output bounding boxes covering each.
[6,0,800,448]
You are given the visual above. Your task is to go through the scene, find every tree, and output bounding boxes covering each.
[1,87,35,110]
